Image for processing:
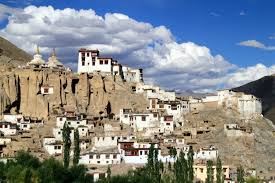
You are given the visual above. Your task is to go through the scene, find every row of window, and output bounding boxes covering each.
[81,57,109,66]
[89,154,118,159]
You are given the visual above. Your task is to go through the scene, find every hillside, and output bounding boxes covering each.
[233,75,275,123]
[0,36,31,67]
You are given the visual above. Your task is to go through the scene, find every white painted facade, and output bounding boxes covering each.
[160,116,174,134]
[194,146,218,160]
[218,90,262,119]
[237,94,262,119]
[122,66,143,83]
[41,85,54,95]
[136,83,176,101]
[119,142,175,164]
[0,138,11,145]
[0,122,17,136]
[77,49,143,83]
[3,114,23,124]
[43,137,63,155]
[79,147,121,165]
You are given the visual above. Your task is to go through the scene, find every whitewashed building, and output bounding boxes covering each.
[136,83,176,101]
[43,137,63,155]
[79,147,121,165]
[0,122,17,136]
[41,85,54,95]
[77,49,143,83]
[217,90,262,119]
[3,114,23,124]
[160,115,174,134]
[194,145,218,160]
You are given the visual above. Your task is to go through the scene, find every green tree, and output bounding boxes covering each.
[73,128,80,166]
[187,147,194,183]
[206,160,214,183]
[237,166,245,183]
[107,165,111,183]
[62,122,71,168]
[146,143,162,183]
[174,150,188,183]
[216,156,223,183]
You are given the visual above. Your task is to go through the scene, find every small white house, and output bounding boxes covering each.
[43,138,63,155]
[194,145,218,160]
[19,122,31,131]
[79,147,121,165]
[41,85,54,95]
[3,114,23,124]
[0,122,17,136]
[160,115,174,134]
[92,136,119,148]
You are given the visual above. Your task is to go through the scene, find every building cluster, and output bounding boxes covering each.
[0,114,43,157]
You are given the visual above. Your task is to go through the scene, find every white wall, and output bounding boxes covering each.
[79,152,121,165]
[3,114,23,124]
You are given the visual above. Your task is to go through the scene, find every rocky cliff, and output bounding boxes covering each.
[0,68,147,119]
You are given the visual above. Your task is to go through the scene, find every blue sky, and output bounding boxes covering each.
[0,0,275,91]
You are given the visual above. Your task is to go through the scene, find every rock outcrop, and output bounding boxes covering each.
[0,68,147,119]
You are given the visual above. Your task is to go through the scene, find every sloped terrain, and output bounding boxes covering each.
[0,36,31,67]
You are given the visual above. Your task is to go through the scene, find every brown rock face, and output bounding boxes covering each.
[0,68,147,119]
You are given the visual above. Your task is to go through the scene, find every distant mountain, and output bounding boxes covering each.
[0,36,31,67]
[233,75,275,123]
[177,89,215,98]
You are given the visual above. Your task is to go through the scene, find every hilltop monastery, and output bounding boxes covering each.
[0,47,266,182]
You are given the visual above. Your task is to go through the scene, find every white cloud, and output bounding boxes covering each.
[1,5,275,92]
[238,39,275,51]
[209,12,221,17]
[240,11,246,16]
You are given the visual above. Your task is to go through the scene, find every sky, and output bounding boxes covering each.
[0,0,275,92]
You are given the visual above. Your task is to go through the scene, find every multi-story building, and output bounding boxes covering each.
[77,49,143,83]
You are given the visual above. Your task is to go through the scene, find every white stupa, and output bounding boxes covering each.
[27,45,45,66]
[47,48,64,69]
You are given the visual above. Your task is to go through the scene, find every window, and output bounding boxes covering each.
[153,113,157,118]
[106,154,110,159]
[142,116,146,121]
[113,154,117,159]
[89,155,93,159]
[23,125,27,128]
[82,129,84,131]
[145,151,148,155]
[166,123,170,126]
[140,151,143,155]
[152,104,156,109]
[92,57,95,61]
[87,53,89,57]
[100,60,103,65]
[58,146,61,149]
[92,61,95,66]
[44,88,49,93]
[77,122,79,124]
[104,60,108,64]
[81,52,85,57]
[0,125,2,128]
[96,155,100,159]
[82,61,85,66]
[200,168,203,173]
[112,137,115,140]
[97,161,100,164]
[159,104,164,108]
